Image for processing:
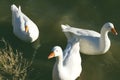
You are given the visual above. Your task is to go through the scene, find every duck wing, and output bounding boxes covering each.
[11,4,25,32]
[61,24,100,40]
[63,37,81,79]
[63,37,80,67]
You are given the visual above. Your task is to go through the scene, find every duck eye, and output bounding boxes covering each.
[107,26,112,29]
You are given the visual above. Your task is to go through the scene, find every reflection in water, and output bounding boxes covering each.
[0,0,120,80]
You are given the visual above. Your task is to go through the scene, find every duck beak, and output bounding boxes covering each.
[111,28,118,35]
[25,25,29,32]
[48,52,55,59]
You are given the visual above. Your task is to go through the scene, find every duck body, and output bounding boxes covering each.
[48,37,82,80]
[11,4,39,42]
[79,35,110,54]
[61,23,117,55]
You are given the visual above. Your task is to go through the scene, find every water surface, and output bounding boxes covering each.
[0,0,120,80]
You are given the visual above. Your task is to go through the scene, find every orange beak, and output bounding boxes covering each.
[25,25,29,32]
[111,28,118,35]
[48,52,55,59]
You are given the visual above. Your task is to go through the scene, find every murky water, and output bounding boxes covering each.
[0,0,120,80]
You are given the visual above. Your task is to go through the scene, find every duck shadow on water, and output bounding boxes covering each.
[0,21,40,59]
[76,51,120,80]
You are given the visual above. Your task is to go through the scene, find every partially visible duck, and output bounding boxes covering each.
[11,4,39,42]
[48,37,82,80]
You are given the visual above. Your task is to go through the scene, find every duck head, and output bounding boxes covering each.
[48,46,63,59]
[103,22,118,35]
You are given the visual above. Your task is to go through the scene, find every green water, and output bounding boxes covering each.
[0,0,120,80]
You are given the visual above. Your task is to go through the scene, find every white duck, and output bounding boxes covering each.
[61,22,118,55]
[48,37,82,80]
[11,4,39,42]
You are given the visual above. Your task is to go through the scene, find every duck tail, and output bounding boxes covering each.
[18,6,21,12]
[61,24,71,32]
[11,4,18,12]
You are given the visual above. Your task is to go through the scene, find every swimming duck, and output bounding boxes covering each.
[11,4,39,42]
[61,22,118,55]
[48,37,82,80]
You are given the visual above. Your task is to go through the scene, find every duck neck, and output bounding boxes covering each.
[56,52,64,68]
[100,29,110,53]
